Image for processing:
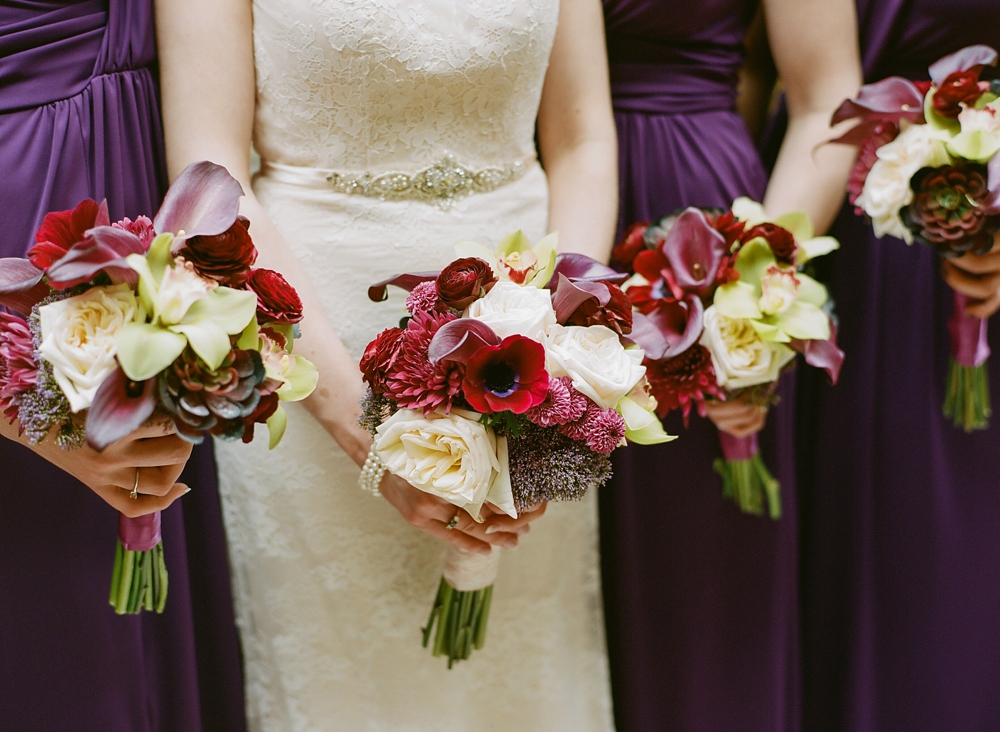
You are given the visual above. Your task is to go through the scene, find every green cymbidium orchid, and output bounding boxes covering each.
[617,394,675,445]
[455,230,557,288]
[731,197,840,265]
[713,237,831,344]
[116,233,258,381]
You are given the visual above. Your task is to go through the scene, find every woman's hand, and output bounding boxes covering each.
[378,474,546,555]
[704,399,768,438]
[942,240,1000,318]
[1,420,192,516]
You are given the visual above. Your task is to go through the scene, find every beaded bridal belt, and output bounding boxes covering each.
[260,154,534,208]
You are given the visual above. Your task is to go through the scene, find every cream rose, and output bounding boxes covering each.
[466,280,556,341]
[545,324,646,409]
[856,122,951,242]
[374,408,515,519]
[38,284,138,412]
[700,306,795,390]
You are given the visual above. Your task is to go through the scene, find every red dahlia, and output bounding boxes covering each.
[645,345,724,425]
[462,335,549,414]
[385,311,465,413]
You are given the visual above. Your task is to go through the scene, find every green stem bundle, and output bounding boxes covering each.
[421,577,493,668]
[714,453,782,520]
[943,359,991,433]
[109,540,168,614]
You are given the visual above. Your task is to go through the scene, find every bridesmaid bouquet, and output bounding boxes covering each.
[0,162,317,614]
[833,44,1000,431]
[613,200,843,518]
[359,231,672,666]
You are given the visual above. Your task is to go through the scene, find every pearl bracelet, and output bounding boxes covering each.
[358,445,387,497]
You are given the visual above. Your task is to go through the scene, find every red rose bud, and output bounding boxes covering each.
[247,268,304,325]
[932,70,985,119]
[436,257,497,310]
[742,223,798,266]
[360,327,404,394]
[565,283,634,335]
[462,335,549,414]
[29,198,108,271]
[180,216,258,286]
[612,221,650,269]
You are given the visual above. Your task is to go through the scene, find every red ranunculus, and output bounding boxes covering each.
[28,198,107,271]
[932,70,984,119]
[247,268,304,324]
[742,223,798,266]
[360,327,404,394]
[462,335,549,414]
[436,257,497,309]
[565,283,634,335]
[612,221,650,269]
[180,216,258,286]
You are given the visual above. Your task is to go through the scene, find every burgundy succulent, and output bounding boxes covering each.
[903,164,1000,256]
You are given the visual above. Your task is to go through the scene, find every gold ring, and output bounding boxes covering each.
[130,469,140,500]
[445,512,460,530]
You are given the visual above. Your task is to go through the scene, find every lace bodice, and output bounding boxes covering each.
[252,0,559,172]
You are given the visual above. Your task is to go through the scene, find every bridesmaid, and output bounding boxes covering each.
[0,2,245,730]
[599,1,859,730]
[786,1,1000,730]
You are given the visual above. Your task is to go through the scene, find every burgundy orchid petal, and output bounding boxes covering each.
[928,45,998,85]
[983,152,1000,216]
[85,367,157,451]
[831,77,926,125]
[790,320,845,385]
[153,161,245,242]
[552,274,611,324]
[368,271,440,302]
[427,318,501,364]
[550,252,628,288]
[45,226,146,290]
[661,208,727,298]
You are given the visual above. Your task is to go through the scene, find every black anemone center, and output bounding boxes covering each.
[483,361,519,397]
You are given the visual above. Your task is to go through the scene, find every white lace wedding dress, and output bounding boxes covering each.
[213,1,615,731]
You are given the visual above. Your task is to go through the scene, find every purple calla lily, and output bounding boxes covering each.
[630,295,704,361]
[790,319,845,385]
[551,274,612,324]
[427,318,501,364]
[85,366,157,451]
[928,44,998,85]
[549,252,628,289]
[368,271,441,302]
[831,77,926,127]
[0,259,47,314]
[154,161,245,242]
[660,208,728,299]
[46,226,147,289]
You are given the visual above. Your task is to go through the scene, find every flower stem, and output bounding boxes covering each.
[943,359,991,432]
[714,454,782,520]
[109,539,169,615]
[421,576,494,668]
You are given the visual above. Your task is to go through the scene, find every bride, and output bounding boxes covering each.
[155,0,618,729]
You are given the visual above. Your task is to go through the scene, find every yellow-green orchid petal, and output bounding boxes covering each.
[170,319,232,371]
[236,317,260,351]
[774,210,814,242]
[924,89,962,134]
[796,273,829,307]
[527,232,558,288]
[617,396,675,445]
[183,286,257,335]
[277,355,319,402]
[116,322,187,381]
[714,281,763,319]
[751,318,788,342]
[454,240,500,275]
[126,253,159,315]
[734,237,777,288]
[773,301,830,341]
[947,129,1000,163]
[146,233,174,282]
[267,405,287,449]
[797,236,840,265]
[496,230,532,257]
[269,323,296,350]
[731,197,768,225]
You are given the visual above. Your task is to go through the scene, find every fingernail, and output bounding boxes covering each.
[485,525,501,534]
[183,487,192,495]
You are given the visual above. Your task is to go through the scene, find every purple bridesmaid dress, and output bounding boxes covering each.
[600,2,801,731]
[790,1,1000,730]
[0,2,245,730]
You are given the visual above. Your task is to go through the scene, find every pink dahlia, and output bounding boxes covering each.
[561,402,626,454]
[385,310,464,413]
[0,312,39,418]
[525,376,588,427]
[405,280,445,315]
[112,215,156,248]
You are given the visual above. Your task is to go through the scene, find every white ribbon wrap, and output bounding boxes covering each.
[442,545,502,592]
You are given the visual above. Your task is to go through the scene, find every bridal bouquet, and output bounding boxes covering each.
[833,44,1000,431]
[359,231,672,666]
[613,200,843,518]
[0,162,317,614]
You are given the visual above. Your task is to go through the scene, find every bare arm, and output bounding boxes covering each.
[762,0,862,233]
[537,0,618,262]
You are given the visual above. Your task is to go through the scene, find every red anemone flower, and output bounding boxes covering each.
[462,335,549,414]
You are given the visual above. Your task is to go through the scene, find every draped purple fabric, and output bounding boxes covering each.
[788,1,1000,730]
[600,2,800,731]
[0,2,246,730]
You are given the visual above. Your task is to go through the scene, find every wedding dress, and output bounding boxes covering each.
[213,2,615,730]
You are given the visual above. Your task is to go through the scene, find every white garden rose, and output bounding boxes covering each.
[545,324,646,409]
[466,280,556,341]
[856,122,951,243]
[700,306,795,390]
[38,283,138,412]
[374,408,515,519]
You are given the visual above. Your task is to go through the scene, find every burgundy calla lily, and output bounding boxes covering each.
[549,252,629,289]
[85,366,157,451]
[46,226,147,290]
[368,271,441,303]
[928,44,998,85]
[427,318,501,364]
[551,274,611,321]
[630,295,704,361]
[789,319,845,385]
[462,335,549,414]
[154,161,245,243]
[661,208,728,298]
[831,77,926,128]
[0,259,47,315]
